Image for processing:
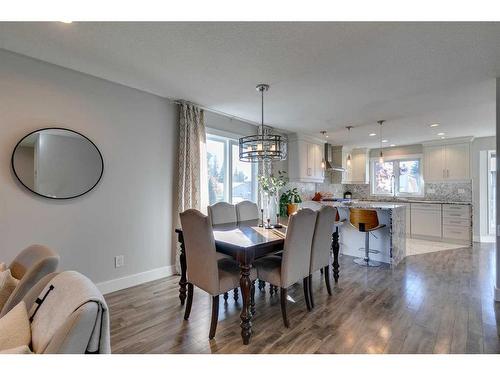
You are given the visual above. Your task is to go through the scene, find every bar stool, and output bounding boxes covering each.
[349,208,385,267]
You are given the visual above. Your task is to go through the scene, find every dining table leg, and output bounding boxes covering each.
[332,227,340,283]
[177,230,187,305]
[239,263,253,345]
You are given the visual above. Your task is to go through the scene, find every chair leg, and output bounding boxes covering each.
[303,277,312,311]
[209,295,220,339]
[258,280,265,291]
[269,284,275,295]
[183,283,194,320]
[223,292,229,302]
[324,265,332,296]
[280,287,290,328]
[251,281,256,316]
[233,288,239,301]
[308,274,314,309]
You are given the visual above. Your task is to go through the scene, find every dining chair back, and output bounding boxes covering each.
[235,201,259,222]
[281,208,317,288]
[180,209,219,295]
[207,202,237,225]
[310,206,337,274]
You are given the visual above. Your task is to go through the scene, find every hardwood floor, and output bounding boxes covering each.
[107,242,500,354]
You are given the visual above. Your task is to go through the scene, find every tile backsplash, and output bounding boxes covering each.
[288,181,472,202]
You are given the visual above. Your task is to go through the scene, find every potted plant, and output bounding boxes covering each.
[280,188,303,216]
[258,171,288,226]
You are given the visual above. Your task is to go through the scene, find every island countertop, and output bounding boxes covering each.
[320,201,407,210]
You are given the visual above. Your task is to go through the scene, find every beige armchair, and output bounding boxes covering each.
[254,208,317,328]
[0,270,110,354]
[180,209,257,339]
[308,206,337,309]
[0,245,59,318]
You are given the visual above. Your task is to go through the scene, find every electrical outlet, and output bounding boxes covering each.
[114,255,124,268]
[458,188,465,194]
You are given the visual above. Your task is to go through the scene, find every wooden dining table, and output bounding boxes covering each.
[175,218,341,345]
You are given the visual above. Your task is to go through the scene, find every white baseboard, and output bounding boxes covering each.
[473,235,496,243]
[97,265,175,295]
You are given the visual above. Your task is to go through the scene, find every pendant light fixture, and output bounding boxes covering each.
[346,126,353,166]
[239,84,287,162]
[378,120,385,164]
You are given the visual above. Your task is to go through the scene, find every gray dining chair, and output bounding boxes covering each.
[0,244,60,318]
[207,202,237,225]
[301,201,323,211]
[180,209,257,339]
[307,206,337,310]
[207,202,240,301]
[235,201,259,222]
[254,208,317,328]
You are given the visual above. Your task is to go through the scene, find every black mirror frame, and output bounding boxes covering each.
[11,127,104,200]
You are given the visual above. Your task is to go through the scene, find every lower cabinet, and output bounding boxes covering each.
[409,203,471,245]
[410,203,442,239]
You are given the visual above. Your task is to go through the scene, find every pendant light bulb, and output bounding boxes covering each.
[377,120,385,164]
[345,126,353,167]
[379,151,384,164]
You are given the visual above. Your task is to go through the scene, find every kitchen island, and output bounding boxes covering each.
[321,201,407,266]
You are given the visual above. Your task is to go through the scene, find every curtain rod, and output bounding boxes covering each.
[169,98,261,127]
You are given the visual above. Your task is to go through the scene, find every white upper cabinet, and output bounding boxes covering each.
[342,148,369,184]
[423,139,471,182]
[288,134,325,183]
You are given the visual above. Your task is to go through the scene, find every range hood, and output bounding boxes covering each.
[324,143,346,172]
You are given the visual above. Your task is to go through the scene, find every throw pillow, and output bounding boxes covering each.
[0,269,19,311]
[0,301,31,351]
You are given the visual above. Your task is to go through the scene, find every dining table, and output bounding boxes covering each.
[175,218,341,345]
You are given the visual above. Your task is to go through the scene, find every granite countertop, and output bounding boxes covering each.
[359,199,472,205]
[321,201,407,210]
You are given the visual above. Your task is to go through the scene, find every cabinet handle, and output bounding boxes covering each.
[307,168,312,176]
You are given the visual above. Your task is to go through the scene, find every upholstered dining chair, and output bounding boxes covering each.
[254,208,317,328]
[207,202,237,225]
[207,202,240,301]
[180,209,257,339]
[235,200,259,222]
[0,245,59,318]
[307,206,337,310]
[0,270,110,354]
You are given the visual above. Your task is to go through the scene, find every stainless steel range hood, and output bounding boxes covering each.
[324,143,346,172]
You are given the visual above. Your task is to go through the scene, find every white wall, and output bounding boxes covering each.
[0,49,178,292]
[471,136,496,241]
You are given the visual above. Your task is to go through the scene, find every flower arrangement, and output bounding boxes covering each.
[257,170,288,196]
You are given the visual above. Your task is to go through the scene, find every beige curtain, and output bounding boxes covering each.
[175,103,208,272]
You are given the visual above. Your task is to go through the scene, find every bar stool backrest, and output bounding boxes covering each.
[349,208,380,231]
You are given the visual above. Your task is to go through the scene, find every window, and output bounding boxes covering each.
[371,157,423,197]
[206,133,257,205]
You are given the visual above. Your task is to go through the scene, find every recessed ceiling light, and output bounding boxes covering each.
[441,136,446,139]
[437,132,445,136]
[390,144,396,147]
[369,133,376,137]
[382,139,388,143]
[430,123,439,127]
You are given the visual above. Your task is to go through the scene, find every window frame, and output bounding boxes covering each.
[206,132,258,204]
[370,154,424,198]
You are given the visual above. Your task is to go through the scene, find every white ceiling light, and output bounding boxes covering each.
[369,133,377,137]
[430,123,440,127]
[382,139,388,143]
[437,132,445,136]
[390,144,396,147]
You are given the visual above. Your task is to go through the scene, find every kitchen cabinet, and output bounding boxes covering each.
[423,140,470,182]
[342,148,369,184]
[288,134,324,183]
[410,203,442,239]
[442,204,471,244]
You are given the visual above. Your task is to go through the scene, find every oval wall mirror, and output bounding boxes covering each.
[11,128,104,199]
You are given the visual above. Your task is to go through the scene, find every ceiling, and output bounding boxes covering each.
[0,22,498,148]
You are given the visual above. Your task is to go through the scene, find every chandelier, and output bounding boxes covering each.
[239,84,287,162]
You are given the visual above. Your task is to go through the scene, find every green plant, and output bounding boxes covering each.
[279,188,303,216]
